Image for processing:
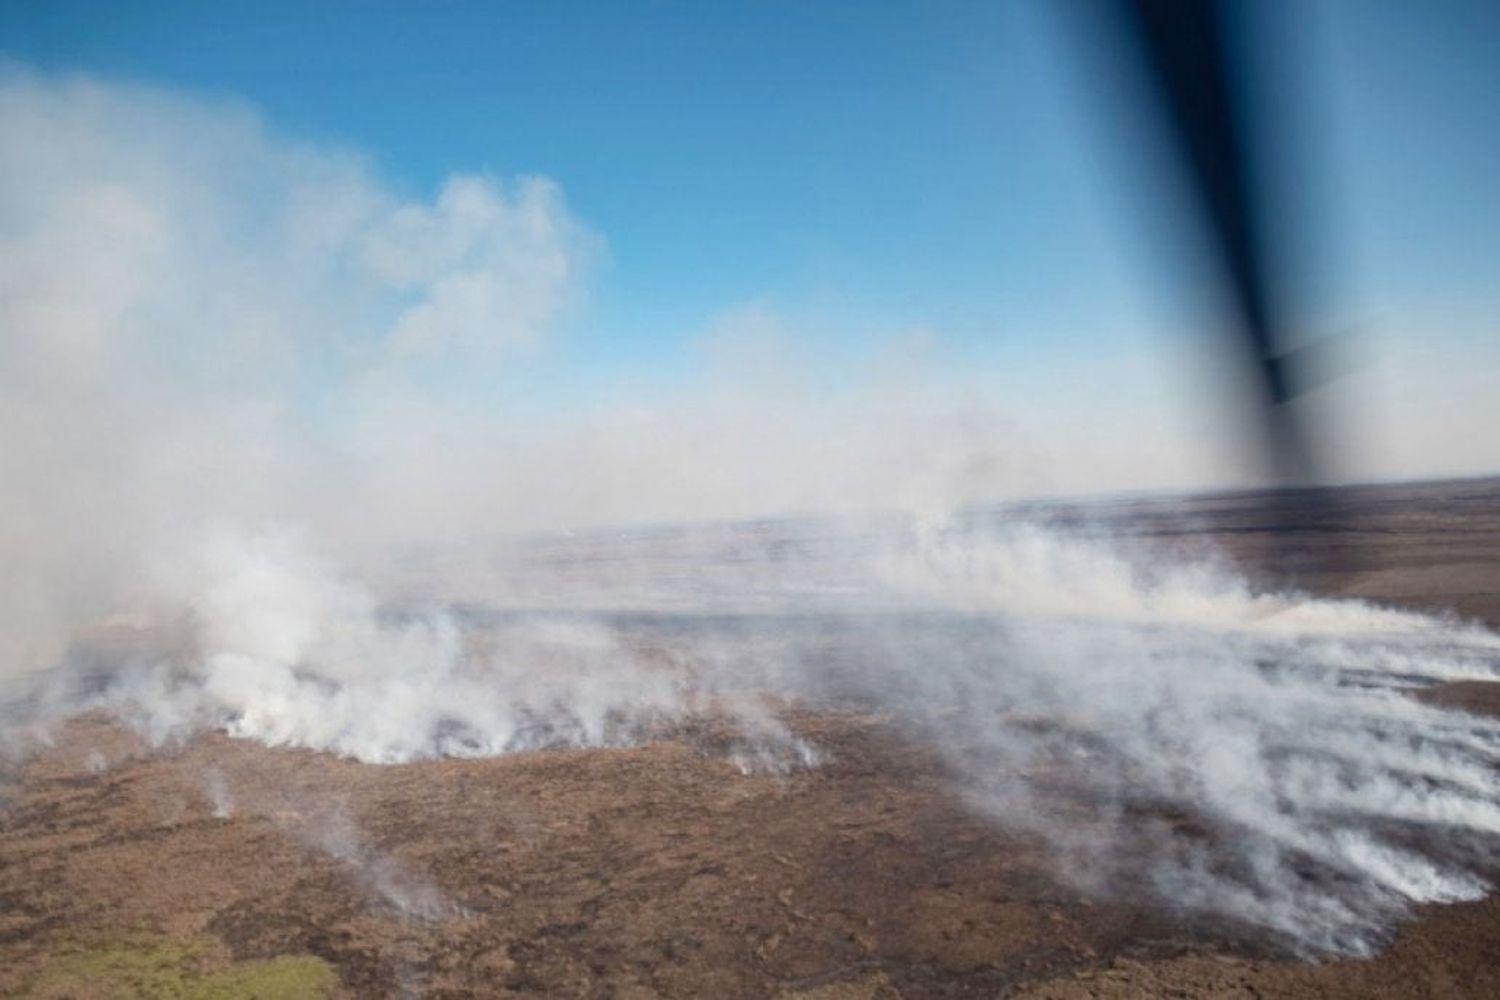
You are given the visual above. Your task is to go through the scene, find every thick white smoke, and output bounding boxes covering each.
[17,514,1500,956]
[4,68,1500,959]
[0,67,591,687]
[0,68,1065,686]
[863,523,1500,955]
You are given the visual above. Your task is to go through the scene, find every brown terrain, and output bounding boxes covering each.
[4,476,1500,998]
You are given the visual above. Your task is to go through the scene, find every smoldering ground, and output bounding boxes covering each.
[11,514,1500,957]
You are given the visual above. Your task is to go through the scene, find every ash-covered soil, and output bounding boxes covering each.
[5,476,1500,998]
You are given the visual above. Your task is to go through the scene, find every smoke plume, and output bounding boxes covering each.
[4,68,1500,957]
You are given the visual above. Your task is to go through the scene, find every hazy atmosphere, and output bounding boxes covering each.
[3,3,1500,997]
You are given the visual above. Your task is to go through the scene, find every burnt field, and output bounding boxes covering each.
[5,477,1500,998]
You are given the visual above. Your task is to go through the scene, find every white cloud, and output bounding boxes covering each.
[0,69,594,679]
[365,174,591,358]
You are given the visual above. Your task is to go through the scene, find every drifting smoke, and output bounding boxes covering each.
[281,801,454,922]
[4,69,1500,958]
[864,524,1500,955]
[202,766,233,819]
[15,513,1500,955]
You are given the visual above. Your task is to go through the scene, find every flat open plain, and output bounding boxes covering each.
[4,477,1500,998]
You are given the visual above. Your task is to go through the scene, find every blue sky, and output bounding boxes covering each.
[3,0,1498,487]
[2,2,1121,375]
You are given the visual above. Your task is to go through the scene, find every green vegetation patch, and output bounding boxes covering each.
[20,932,336,999]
